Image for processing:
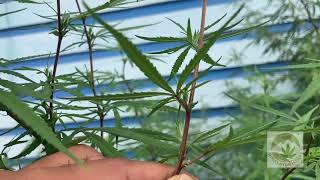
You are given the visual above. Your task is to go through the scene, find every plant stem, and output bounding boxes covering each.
[75,0,105,137]
[75,0,95,89]
[173,0,207,175]
[49,0,63,128]
[174,109,191,174]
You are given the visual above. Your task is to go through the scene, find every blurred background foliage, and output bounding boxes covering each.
[0,0,320,180]
[212,0,320,179]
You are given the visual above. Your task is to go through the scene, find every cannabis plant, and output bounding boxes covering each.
[0,0,277,178]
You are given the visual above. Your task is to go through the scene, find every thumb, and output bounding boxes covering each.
[167,174,198,180]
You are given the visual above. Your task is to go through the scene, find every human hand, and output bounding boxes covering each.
[1,145,197,180]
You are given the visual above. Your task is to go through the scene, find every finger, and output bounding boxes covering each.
[19,158,198,180]
[24,145,104,170]
[126,160,197,180]
[127,160,174,180]
[19,158,130,180]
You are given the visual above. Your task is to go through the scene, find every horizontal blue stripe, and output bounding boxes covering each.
[52,61,289,98]
[0,105,239,135]
[0,0,232,38]
[0,62,289,134]
[4,21,298,70]
[1,61,286,137]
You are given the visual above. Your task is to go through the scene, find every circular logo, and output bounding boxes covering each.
[268,132,303,168]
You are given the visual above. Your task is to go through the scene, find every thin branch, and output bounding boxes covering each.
[183,149,213,168]
[75,0,105,137]
[75,0,95,89]
[49,0,63,128]
[299,0,320,36]
[173,0,207,175]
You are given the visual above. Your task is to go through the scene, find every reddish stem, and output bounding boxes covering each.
[173,0,207,175]
[174,109,191,174]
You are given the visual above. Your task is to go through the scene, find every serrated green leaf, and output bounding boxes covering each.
[0,90,82,165]
[81,127,178,152]
[202,54,224,66]
[85,132,122,157]
[292,74,320,112]
[87,5,173,93]
[63,136,87,148]
[11,138,42,159]
[174,6,246,91]
[147,97,175,117]
[75,0,130,19]
[128,128,179,142]
[227,134,266,148]
[232,120,277,141]
[166,17,186,33]
[192,80,211,92]
[66,92,169,101]
[176,35,219,91]
[112,108,122,128]
[0,78,50,100]
[210,134,266,151]
[219,21,269,40]
[4,131,29,148]
[149,43,188,54]
[296,105,319,124]
[182,66,213,92]
[187,18,192,41]
[168,47,190,81]
[227,94,296,121]
[205,13,227,31]
[0,155,7,170]
[136,36,185,43]
[15,0,41,3]
[192,123,230,144]
[111,100,179,113]
[0,70,36,83]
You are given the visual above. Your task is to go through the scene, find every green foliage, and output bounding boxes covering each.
[1,0,314,179]
[215,0,320,178]
[85,132,122,157]
[292,73,320,113]
[68,92,170,101]
[87,8,174,93]
[0,90,83,165]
